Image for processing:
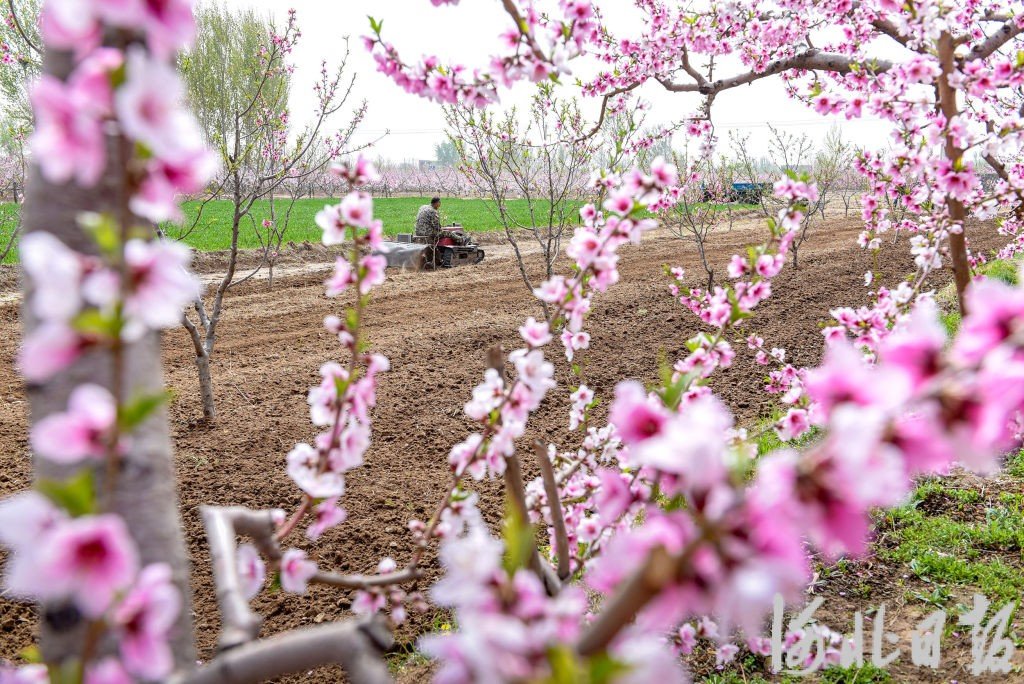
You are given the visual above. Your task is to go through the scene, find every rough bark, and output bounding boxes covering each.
[172,619,394,684]
[534,441,570,581]
[22,48,196,670]
[937,32,971,316]
[195,352,216,420]
[182,310,216,420]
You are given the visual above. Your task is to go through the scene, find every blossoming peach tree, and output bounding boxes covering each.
[3,0,1024,683]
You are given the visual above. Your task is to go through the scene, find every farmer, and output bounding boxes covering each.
[415,197,467,268]
[415,197,443,242]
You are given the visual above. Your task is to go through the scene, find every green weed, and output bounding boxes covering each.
[879,483,1024,603]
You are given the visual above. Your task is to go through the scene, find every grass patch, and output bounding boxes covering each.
[0,197,757,263]
[1007,449,1024,478]
[0,196,582,263]
[385,647,431,676]
[935,257,1021,309]
[940,310,961,337]
[753,410,821,456]
[878,482,1024,603]
[160,196,589,252]
[980,258,1020,285]
[703,662,891,683]
[816,664,892,683]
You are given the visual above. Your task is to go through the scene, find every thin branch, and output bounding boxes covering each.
[658,49,893,95]
[504,451,561,595]
[181,312,207,358]
[678,46,709,87]
[0,221,20,263]
[970,19,1023,60]
[575,546,676,656]
[312,567,422,590]
[171,618,394,684]
[171,174,229,242]
[199,506,269,651]
[7,0,39,55]
[534,441,570,581]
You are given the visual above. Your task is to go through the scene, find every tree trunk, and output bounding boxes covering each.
[937,32,971,316]
[196,351,217,420]
[23,48,196,670]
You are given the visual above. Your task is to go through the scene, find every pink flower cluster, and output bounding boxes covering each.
[420,515,598,683]
[0,491,180,680]
[446,160,674,485]
[417,146,1024,678]
[824,283,927,357]
[666,182,808,390]
[32,4,215,223]
[18,229,200,382]
[42,0,194,59]
[262,156,393,596]
[365,0,602,106]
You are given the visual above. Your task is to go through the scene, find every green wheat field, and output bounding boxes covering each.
[0,196,750,263]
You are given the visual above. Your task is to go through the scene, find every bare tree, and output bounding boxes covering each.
[240,115,372,291]
[445,86,647,317]
[812,126,853,219]
[729,130,777,218]
[0,0,41,129]
[0,0,38,261]
[664,150,731,290]
[444,84,594,317]
[731,126,849,268]
[178,7,368,420]
[836,166,867,218]
[0,126,27,261]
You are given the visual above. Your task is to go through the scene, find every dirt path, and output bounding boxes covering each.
[0,229,555,307]
[0,216,1008,681]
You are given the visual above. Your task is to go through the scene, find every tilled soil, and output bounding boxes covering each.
[0,216,1009,681]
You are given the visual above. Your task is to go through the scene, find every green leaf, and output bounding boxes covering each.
[545,644,581,684]
[109,61,127,89]
[72,308,120,339]
[79,212,120,256]
[37,470,96,518]
[587,652,632,684]
[47,659,83,684]
[367,15,382,35]
[19,645,42,664]
[133,140,153,161]
[662,494,688,511]
[501,497,534,575]
[450,487,473,503]
[118,392,170,431]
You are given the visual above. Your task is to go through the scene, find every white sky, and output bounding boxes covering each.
[224,0,895,162]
